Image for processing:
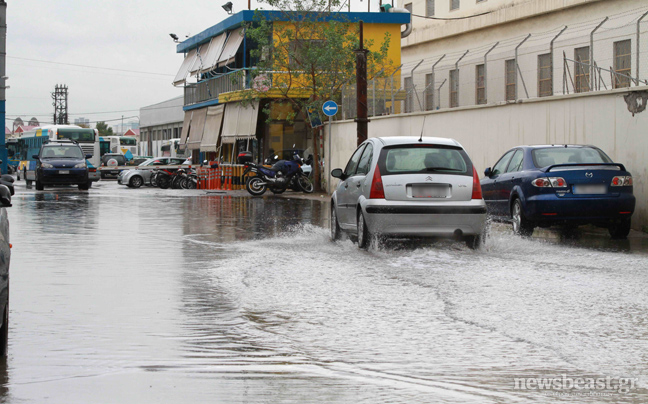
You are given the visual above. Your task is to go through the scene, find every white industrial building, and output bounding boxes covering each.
[327,0,648,229]
[139,96,185,157]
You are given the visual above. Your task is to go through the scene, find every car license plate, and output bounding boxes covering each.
[58,170,70,175]
[573,184,606,194]
[411,184,449,198]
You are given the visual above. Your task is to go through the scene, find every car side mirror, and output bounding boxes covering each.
[0,185,11,207]
[331,168,346,180]
[33,154,40,160]
[85,154,93,159]
[484,167,492,177]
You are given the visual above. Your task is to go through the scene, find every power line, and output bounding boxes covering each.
[7,56,175,77]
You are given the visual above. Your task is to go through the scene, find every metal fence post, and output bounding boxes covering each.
[637,11,648,85]
[390,64,402,114]
[515,34,531,100]
[590,17,608,91]
[484,43,498,102]
[550,26,567,95]
[430,54,446,110]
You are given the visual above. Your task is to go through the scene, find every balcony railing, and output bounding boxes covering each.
[184,70,248,106]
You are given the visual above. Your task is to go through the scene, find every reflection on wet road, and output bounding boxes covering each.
[4,181,648,403]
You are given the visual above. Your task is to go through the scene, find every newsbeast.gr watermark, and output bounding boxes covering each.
[514,375,638,395]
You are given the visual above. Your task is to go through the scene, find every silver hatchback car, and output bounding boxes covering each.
[330,137,487,248]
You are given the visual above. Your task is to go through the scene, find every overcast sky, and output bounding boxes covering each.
[6,0,373,130]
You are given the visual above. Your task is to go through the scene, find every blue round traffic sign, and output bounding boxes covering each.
[322,100,338,117]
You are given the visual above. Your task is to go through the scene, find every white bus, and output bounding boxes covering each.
[100,136,138,159]
[19,125,101,183]
[161,138,190,159]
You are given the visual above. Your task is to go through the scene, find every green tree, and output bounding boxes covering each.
[242,0,393,190]
[95,121,114,137]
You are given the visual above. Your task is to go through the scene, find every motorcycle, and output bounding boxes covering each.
[242,151,314,196]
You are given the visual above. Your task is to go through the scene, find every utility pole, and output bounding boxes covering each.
[52,84,69,124]
[355,21,369,146]
[0,1,7,174]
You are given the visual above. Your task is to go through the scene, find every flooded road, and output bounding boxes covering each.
[4,180,648,403]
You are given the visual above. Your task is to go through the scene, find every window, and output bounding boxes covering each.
[531,147,611,168]
[426,0,435,16]
[356,143,374,175]
[538,53,552,97]
[574,46,590,93]
[492,150,515,176]
[404,3,413,13]
[475,64,486,104]
[425,73,435,111]
[450,0,460,11]
[505,150,523,173]
[380,146,471,176]
[289,40,326,67]
[505,59,516,101]
[613,40,631,88]
[344,145,366,177]
[449,69,458,108]
[404,76,414,113]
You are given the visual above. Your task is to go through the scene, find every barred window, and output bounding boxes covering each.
[613,40,631,88]
[476,64,486,105]
[450,0,460,11]
[538,53,552,97]
[426,0,435,17]
[425,73,435,111]
[404,76,414,113]
[450,69,459,108]
[574,46,590,93]
[505,59,516,101]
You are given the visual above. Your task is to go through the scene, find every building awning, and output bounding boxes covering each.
[173,49,197,86]
[221,100,259,144]
[217,28,244,68]
[188,43,211,77]
[179,111,193,145]
[186,108,208,149]
[200,105,225,152]
[199,34,227,74]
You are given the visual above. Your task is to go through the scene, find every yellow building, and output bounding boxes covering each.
[171,9,410,164]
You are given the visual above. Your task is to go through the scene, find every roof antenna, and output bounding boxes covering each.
[418,115,427,142]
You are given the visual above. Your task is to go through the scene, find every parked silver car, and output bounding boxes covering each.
[330,137,487,249]
[118,157,188,188]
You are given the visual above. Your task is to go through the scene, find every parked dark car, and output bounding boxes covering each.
[100,153,127,179]
[481,145,635,238]
[33,141,92,191]
[0,175,11,356]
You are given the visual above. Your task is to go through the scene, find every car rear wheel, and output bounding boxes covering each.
[129,176,143,188]
[609,218,631,239]
[331,204,341,241]
[357,210,372,249]
[78,182,90,191]
[511,199,534,237]
[465,235,483,249]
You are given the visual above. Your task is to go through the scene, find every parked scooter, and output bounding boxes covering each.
[242,151,313,196]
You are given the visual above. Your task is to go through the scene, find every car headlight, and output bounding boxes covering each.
[42,163,53,168]
[74,162,87,168]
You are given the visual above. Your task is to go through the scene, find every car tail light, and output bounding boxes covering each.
[369,164,385,199]
[611,176,632,186]
[89,168,97,172]
[532,177,567,188]
[471,166,482,199]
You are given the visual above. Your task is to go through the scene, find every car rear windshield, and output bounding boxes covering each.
[378,145,472,176]
[42,146,84,159]
[532,147,612,167]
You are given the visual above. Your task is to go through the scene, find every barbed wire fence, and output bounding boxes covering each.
[341,7,648,120]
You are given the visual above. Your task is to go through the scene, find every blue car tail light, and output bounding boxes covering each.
[532,177,567,188]
[611,176,632,186]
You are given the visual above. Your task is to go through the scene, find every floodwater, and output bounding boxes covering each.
[3,180,648,403]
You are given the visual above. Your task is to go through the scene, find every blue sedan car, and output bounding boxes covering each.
[481,145,635,239]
